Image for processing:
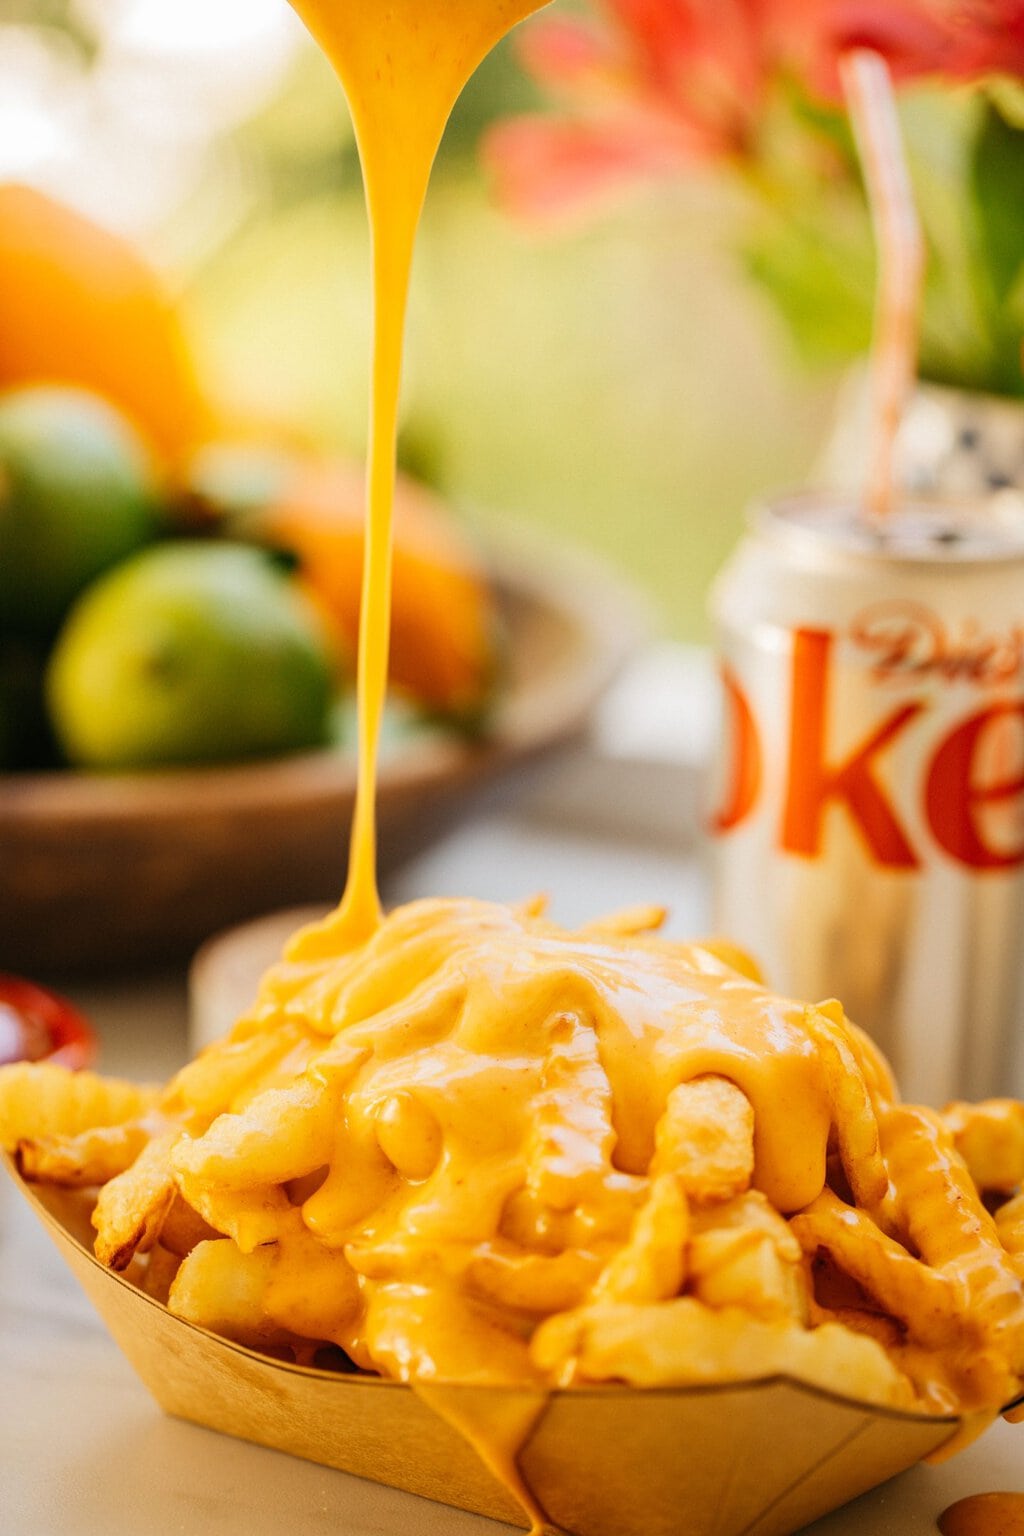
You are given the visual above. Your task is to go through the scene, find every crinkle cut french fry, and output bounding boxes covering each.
[652,1077,754,1205]
[809,1304,905,1352]
[0,1063,156,1152]
[169,1075,346,1253]
[582,905,667,938]
[262,1219,361,1343]
[171,1076,341,1191]
[16,1121,151,1187]
[791,1188,964,1351]
[523,1012,616,1212]
[92,1132,177,1271]
[691,1189,802,1259]
[165,1022,317,1120]
[531,1296,915,1409]
[943,1099,1024,1196]
[168,1238,284,1347]
[158,1194,221,1258]
[686,1196,808,1334]
[139,1244,182,1304]
[466,1244,603,1314]
[996,1193,1024,1260]
[803,1005,888,1211]
[170,1180,293,1255]
[690,940,764,984]
[880,1105,1024,1368]
[590,1172,689,1304]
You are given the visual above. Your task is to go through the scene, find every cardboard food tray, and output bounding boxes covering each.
[7,1161,959,1536]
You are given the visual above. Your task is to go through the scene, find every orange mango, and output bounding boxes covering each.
[255,460,499,722]
[0,183,206,468]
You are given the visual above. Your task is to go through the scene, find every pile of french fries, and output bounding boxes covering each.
[2,897,1023,1424]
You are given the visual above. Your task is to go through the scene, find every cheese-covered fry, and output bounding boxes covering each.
[531,1296,915,1408]
[652,1077,754,1205]
[689,1193,807,1323]
[943,1100,1024,1196]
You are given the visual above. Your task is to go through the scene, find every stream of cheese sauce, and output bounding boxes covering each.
[285,0,550,946]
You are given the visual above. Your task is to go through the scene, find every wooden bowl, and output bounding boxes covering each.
[0,537,645,973]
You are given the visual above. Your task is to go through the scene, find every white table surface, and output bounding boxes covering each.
[3,667,1023,1535]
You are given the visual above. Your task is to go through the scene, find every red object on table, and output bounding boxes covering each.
[0,974,96,1069]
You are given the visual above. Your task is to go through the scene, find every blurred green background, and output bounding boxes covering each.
[0,0,841,640]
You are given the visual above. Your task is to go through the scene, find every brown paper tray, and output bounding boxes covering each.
[9,1162,959,1536]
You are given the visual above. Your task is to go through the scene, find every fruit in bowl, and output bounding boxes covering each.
[0,185,504,777]
[0,384,161,641]
[184,444,503,730]
[0,182,204,466]
[46,541,337,770]
[0,186,633,970]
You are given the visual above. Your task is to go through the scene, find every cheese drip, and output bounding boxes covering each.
[284,0,550,942]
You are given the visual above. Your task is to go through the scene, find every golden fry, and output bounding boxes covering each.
[689,1210,807,1323]
[16,1121,150,1187]
[803,1004,888,1212]
[791,1188,963,1350]
[996,1193,1024,1260]
[0,1062,156,1151]
[879,1105,1024,1372]
[158,1194,221,1258]
[943,1100,1024,1196]
[531,1296,915,1409]
[169,1239,287,1347]
[652,1077,754,1205]
[92,1132,177,1270]
[591,1172,689,1304]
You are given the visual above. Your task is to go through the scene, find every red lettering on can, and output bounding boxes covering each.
[925,703,1024,869]
[782,629,923,868]
[712,665,762,833]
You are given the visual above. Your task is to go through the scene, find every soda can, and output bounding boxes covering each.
[709,491,1024,1104]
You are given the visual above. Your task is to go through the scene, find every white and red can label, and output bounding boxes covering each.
[709,495,1024,1102]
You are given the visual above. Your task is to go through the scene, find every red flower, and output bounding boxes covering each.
[484,0,1024,221]
[485,1,788,219]
[799,0,1024,93]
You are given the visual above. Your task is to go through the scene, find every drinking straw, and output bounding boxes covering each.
[840,49,925,521]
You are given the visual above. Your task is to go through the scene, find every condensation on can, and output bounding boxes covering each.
[709,492,1024,1104]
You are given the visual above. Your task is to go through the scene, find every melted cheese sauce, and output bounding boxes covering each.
[186,899,868,1369]
[163,895,1024,1531]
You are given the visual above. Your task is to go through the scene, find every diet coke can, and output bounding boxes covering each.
[709,492,1024,1104]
